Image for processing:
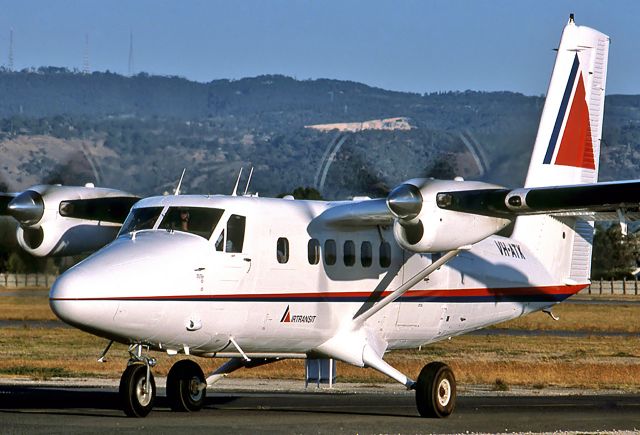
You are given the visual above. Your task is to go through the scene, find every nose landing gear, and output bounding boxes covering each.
[119,344,157,418]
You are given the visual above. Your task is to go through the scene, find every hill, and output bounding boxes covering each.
[0,68,639,198]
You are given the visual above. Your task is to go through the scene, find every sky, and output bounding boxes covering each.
[0,0,638,96]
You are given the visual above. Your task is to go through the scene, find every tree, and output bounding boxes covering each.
[278,187,323,200]
[6,252,27,273]
[591,223,640,279]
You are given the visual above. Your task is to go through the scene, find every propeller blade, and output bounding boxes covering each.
[0,193,16,215]
[58,196,140,224]
[7,190,45,226]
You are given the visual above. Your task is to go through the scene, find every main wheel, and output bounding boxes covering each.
[166,359,206,412]
[415,361,456,418]
[119,363,156,418]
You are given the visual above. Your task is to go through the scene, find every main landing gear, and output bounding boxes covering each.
[166,359,207,412]
[414,362,456,418]
[360,343,456,417]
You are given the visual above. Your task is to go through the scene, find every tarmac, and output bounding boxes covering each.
[0,378,639,434]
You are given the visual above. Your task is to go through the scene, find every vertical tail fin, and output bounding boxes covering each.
[513,16,610,285]
[525,15,609,187]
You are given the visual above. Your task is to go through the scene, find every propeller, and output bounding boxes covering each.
[316,130,463,200]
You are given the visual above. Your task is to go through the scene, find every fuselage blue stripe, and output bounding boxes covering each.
[543,54,580,164]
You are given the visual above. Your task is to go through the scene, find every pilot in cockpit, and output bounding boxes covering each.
[179,210,190,231]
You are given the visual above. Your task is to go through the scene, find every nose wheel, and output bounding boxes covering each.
[166,359,207,412]
[415,361,456,418]
[119,362,156,417]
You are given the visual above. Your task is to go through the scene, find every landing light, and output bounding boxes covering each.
[508,196,523,207]
[436,193,452,208]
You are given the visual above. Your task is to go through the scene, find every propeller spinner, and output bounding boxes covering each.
[386,183,422,219]
[7,190,44,226]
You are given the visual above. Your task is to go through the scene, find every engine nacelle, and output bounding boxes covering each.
[392,179,512,253]
[16,218,120,257]
[9,184,138,257]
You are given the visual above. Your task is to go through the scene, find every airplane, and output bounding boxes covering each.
[33,15,640,419]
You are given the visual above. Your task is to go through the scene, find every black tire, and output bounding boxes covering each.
[119,363,156,418]
[415,361,456,418]
[166,359,206,412]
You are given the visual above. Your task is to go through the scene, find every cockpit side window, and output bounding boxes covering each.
[215,230,224,251]
[159,207,224,240]
[118,207,163,236]
[226,214,246,253]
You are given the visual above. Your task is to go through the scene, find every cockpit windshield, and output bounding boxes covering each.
[158,207,224,240]
[118,207,163,236]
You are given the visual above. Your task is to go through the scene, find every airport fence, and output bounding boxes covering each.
[0,273,57,288]
[582,278,640,295]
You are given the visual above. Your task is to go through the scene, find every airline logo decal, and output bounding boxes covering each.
[543,54,595,169]
[280,305,316,323]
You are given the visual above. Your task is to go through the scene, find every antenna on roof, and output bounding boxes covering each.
[174,168,186,195]
[243,166,254,196]
[231,167,243,196]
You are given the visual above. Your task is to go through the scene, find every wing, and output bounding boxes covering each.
[436,180,640,221]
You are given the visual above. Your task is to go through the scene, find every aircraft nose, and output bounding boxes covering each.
[49,268,95,328]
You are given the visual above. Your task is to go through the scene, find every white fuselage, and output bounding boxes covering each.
[49,194,585,359]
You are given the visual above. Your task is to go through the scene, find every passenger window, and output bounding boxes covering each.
[308,239,320,265]
[226,215,245,253]
[277,238,289,263]
[324,239,336,266]
[361,241,372,267]
[379,242,391,268]
[344,241,355,267]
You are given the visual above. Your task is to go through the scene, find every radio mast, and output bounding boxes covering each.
[8,28,14,71]
[128,31,134,76]
[83,33,90,74]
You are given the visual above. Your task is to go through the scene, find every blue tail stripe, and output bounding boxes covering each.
[543,54,580,164]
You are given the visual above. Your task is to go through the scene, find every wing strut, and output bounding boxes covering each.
[353,248,464,326]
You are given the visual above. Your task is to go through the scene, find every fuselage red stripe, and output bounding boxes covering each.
[49,284,587,302]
